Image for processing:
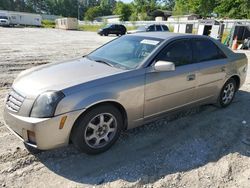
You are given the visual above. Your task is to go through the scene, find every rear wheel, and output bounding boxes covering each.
[71,105,123,154]
[218,78,236,107]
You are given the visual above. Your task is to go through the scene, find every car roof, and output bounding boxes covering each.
[130,32,209,40]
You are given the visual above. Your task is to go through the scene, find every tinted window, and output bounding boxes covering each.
[156,25,162,31]
[147,25,155,31]
[162,25,169,31]
[192,39,226,62]
[157,40,192,66]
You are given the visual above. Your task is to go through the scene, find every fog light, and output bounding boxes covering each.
[27,130,36,144]
[59,116,67,129]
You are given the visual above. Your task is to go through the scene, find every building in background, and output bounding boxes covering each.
[0,10,41,26]
[55,18,78,30]
[168,14,200,22]
[149,10,172,21]
[95,15,121,23]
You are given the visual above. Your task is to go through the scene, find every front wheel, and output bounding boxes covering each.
[218,78,236,107]
[71,105,123,154]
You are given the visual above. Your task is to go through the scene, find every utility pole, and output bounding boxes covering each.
[78,0,80,21]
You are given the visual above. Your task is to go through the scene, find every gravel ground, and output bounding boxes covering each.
[0,27,250,188]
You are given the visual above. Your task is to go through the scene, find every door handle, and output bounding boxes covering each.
[187,74,196,81]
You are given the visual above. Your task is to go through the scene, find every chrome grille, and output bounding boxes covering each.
[6,90,25,112]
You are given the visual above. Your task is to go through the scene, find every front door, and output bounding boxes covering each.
[144,39,199,118]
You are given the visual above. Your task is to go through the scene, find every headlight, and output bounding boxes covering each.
[30,91,65,118]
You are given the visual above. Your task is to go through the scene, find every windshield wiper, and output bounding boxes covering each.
[94,60,114,67]
[86,56,114,67]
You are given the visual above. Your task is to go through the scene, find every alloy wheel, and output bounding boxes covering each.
[84,113,117,149]
[222,82,235,105]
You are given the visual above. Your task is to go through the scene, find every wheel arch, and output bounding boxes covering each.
[229,74,241,90]
[70,101,128,140]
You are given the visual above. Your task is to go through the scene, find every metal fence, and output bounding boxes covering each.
[79,19,250,31]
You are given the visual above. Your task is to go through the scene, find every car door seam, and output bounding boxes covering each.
[146,86,196,102]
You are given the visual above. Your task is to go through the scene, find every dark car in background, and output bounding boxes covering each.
[127,24,169,34]
[98,24,127,36]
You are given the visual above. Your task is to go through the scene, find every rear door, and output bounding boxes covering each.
[109,24,116,34]
[144,39,199,118]
[192,39,228,101]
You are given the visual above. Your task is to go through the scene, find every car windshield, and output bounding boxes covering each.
[87,35,163,69]
[0,16,8,19]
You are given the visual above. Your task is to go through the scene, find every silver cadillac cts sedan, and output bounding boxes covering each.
[3,32,248,154]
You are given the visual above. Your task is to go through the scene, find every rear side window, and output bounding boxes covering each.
[156,25,162,31]
[156,40,192,66]
[162,25,169,31]
[192,39,226,62]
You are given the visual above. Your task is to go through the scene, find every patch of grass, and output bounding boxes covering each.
[168,26,174,32]
[78,24,102,32]
[78,24,137,32]
[42,20,55,28]
[126,26,137,31]
[222,31,229,44]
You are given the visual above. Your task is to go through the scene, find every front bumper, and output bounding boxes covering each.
[3,107,85,150]
[0,22,9,26]
[97,30,103,35]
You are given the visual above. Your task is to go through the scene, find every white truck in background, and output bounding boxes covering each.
[0,10,41,27]
[0,13,10,26]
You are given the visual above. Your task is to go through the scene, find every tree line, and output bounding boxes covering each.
[0,0,249,21]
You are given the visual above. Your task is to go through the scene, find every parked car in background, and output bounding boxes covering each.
[98,24,126,36]
[127,24,169,34]
[0,15,10,27]
[4,32,248,154]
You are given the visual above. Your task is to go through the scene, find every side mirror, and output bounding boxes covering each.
[153,61,175,72]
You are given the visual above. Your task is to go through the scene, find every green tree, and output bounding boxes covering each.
[214,0,250,19]
[161,0,175,10]
[173,0,216,17]
[189,0,216,17]
[113,1,132,21]
[84,6,102,21]
[173,0,189,15]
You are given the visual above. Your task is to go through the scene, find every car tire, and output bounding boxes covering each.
[71,104,123,154]
[217,78,236,108]
[104,32,108,36]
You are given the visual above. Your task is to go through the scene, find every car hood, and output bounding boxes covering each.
[13,57,124,97]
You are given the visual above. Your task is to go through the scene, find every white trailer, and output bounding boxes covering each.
[0,10,42,26]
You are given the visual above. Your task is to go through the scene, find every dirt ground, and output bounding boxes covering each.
[0,27,250,188]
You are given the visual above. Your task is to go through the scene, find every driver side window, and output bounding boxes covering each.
[156,40,192,66]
